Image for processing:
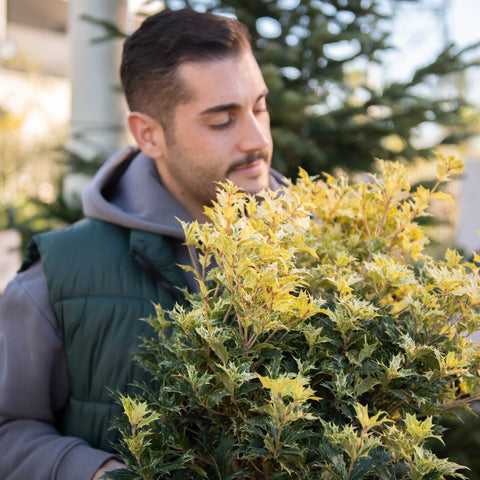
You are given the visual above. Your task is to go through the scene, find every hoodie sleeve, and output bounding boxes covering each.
[0,263,116,480]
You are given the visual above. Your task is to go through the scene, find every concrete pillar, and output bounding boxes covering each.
[64,0,128,207]
[0,0,15,60]
[67,0,128,160]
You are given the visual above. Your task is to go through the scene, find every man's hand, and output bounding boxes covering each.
[92,458,126,480]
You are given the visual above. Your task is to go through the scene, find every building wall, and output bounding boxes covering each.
[8,0,67,32]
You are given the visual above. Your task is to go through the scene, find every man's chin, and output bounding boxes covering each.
[236,181,270,197]
[227,177,266,193]
[228,167,270,194]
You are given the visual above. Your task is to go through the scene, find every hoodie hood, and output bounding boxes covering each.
[82,146,191,239]
[82,146,287,240]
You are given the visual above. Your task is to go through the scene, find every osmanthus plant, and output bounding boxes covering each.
[110,155,480,480]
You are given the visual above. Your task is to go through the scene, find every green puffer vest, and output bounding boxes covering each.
[21,218,187,452]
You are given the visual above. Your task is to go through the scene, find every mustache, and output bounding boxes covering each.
[226,152,268,175]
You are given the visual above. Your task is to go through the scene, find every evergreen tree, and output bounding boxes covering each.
[161,0,480,178]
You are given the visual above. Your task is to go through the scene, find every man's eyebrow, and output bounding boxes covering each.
[199,91,269,116]
[200,103,241,115]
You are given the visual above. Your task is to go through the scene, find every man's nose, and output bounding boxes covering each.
[238,113,271,153]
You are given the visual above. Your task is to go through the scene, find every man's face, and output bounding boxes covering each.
[154,50,273,220]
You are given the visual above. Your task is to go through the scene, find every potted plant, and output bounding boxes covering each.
[112,155,480,480]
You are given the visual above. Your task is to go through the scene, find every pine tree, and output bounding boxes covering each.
[162,0,480,178]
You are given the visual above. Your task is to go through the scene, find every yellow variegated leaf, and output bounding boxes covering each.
[431,191,453,202]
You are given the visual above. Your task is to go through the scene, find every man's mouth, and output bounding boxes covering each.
[227,153,267,176]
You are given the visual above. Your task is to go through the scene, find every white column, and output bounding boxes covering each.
[67,0,128,160]
[0,0,15,60]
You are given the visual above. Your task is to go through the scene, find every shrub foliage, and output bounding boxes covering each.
[111,156,480,480]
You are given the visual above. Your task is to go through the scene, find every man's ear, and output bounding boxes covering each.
[127,111,167,159]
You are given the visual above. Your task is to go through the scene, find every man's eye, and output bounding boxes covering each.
[254,107,269,115]
[210,117,233,129]
[254,100,269,115]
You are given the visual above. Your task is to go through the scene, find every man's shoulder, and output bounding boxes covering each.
[42,219,132,261]
[19,219,129,273]
[46,217,125,238]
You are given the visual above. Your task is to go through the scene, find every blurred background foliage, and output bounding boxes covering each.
[0,101,77,249]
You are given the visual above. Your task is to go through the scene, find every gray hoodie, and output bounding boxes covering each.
[0,146,285,480]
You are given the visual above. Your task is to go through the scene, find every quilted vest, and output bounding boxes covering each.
[22,218,187,452]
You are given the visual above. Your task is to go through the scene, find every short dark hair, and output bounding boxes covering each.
[120,9,251,130]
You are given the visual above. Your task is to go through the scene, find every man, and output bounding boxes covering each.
[0,8,285,480]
